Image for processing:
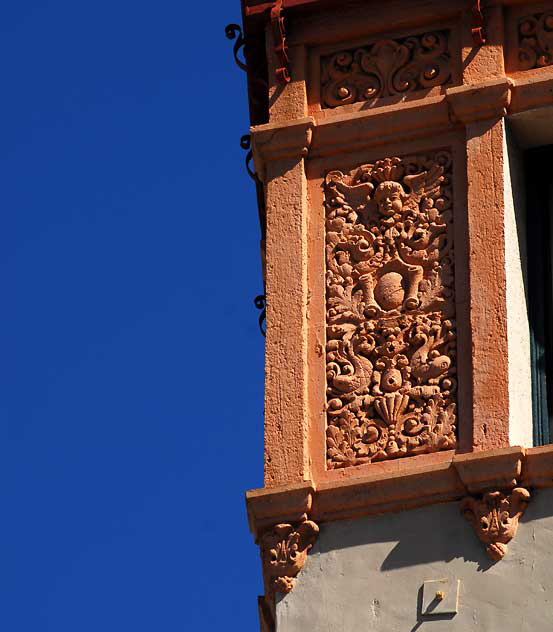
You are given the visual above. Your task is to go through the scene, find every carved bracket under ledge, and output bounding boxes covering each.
[259,520,319,595]
[461,487,530,561]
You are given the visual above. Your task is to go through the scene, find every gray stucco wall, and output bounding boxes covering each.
[276,488,553,631]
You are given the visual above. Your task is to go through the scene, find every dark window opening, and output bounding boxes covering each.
[526,145,553,446]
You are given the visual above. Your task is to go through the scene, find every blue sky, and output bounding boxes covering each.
[1,2,265,629]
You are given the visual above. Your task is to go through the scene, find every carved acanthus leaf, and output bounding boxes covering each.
[321,31,452,109]
[259,520,319,595]
[325,152,456,469]
[518,12,553,70]
[461,488,530,561]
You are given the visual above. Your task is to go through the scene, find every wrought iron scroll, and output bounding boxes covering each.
[225,23,248,72]
[240,134,257,181]
[255,294,267,336]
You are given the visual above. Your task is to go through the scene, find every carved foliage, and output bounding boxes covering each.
[321,31,452,109]
[461,488,530,560]
[518,11,553,70]
[325,152,456,469]
[259,521,319,595]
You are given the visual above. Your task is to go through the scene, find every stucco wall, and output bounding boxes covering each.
[276,488,553,631]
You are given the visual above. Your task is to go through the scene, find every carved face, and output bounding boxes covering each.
[374,181,405,216]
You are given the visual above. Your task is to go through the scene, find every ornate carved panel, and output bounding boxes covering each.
[320,31,452,109]
[324,152,457,469]
[518,10,553,70]
[461,488,530,561]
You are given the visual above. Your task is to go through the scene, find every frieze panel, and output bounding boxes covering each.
[324,152,457,469]
[518,10,553,70]
[320,31,452,109]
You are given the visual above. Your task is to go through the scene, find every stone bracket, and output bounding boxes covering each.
[259,519,319,595]
[461,487,530,560]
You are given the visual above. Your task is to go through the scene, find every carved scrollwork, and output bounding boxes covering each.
[260,521,319,595]
[518,11,553,70]
[461,488,530,561]
[324,152,457,469]
[320,31,452,109]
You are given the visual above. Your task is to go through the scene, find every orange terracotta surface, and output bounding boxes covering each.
[243,0,553,515]
[239,1,553,626]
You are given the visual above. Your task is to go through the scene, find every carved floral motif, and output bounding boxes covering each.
[320,31,452,108]
[461,488,530,561]
[518,11,553,70]
[259,521,319,595]
[324,152,456,469]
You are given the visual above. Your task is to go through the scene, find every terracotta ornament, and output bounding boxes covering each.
[324,153,456,469]
[461,488,531,561]
[471,0,487,47]
[320,31,451,108]
[518,11,553,70]
[260,520,319,594]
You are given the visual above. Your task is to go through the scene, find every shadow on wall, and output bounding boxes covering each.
[313,488,552,576]
[313,497,529,573]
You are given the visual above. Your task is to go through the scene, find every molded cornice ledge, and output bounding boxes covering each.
[251,116,314,181]
[243,445,553,539]
[509,72,553,114]
[310,95,451,158]
[446,77,513,124]
[246,482,314,539]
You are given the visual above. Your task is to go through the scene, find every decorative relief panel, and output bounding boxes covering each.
[324,152,457,469]
[320,31,452,109]
[518,11,553,70]
[461,488,530,561]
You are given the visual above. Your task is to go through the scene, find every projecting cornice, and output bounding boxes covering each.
[250,72,553,173]
[246,445,553,539]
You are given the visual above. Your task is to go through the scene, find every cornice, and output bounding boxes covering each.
[447,77,513,124]
[250,116,314,181]
[246,444,553,539]
[250,74,553,175]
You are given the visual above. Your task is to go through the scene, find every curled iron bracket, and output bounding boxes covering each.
[471,0,487,46]
[225,23,248,72]
[270,0,291,84]
[254,294,267,337]
[240,134,257,181]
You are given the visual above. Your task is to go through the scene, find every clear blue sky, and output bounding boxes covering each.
[1,2,265,629]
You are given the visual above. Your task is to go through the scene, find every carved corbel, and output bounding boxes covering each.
[259,520,319,595]
[461,487,530,561]
[250,117,314,181]
[270,0,290,84]
[471,0,486,47]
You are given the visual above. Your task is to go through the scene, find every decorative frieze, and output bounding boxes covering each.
[324,152,457,469]
[518,11,553,70]
[320,31,452,109]
[260,521,319,595]
[461,488,530,560]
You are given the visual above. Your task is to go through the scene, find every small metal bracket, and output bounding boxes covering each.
[421,579,460,617]
[225,23,248,72]
[240,134,257,182]
[254,294,267,336]
[471,0,487,46]
[270,0,291,84]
